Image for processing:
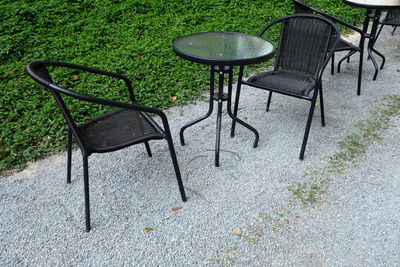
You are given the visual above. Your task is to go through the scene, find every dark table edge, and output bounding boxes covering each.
[172,32,276,66]
[343,0,400,9]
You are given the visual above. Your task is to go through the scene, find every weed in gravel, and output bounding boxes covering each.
[289,95,400,205]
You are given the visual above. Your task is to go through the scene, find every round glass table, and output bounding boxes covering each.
[173,32,275,167]
[343,0,400,80]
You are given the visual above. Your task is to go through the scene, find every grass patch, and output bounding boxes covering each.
[0,0,364,173]
[289,95,400,205]
[259,211,291,232]
[209,244,239,266]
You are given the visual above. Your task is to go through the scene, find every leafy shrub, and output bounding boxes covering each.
[0,0,364,172]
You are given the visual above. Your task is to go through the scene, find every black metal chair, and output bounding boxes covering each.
[293,0,365,95]
[230,14,340,160]
[376,8,400,38]
[26,60,187,232]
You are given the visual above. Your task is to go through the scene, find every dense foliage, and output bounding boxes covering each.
[0,0,364,172]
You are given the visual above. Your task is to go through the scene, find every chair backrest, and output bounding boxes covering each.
[273,15,337,78]
[27,61,90,151]
[27,61,168,156]
[27,60,134,153]
[386,8,400,23]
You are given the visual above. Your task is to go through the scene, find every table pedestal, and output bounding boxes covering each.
[364,8,386,80]
[343,0,400,81]
[179,66,259,167]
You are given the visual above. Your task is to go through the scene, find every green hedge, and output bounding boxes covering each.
[0,0,364,173]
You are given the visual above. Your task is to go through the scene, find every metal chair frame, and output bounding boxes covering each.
[375,8,400,39]
[230,14,340,160]
[293,0,365,95]
[26,60,186,232]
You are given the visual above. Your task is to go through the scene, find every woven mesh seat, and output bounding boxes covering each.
[247,70,316,96]
[26,61,186,232]
[79,108,164,153]
[386,17,400,24]
[335,39,359,52]
[231,14,340,160]
[376,8,400,38]
[293,0,365,95]
[384,11,400,25]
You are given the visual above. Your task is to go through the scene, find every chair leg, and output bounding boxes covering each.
[392,26,397,36]
[299,96,318,160]
[144,142,152,157]
[357,35,365,96]
[318,85,325,127]
[266,92,273,112]
[82,154,91,232]
[337,50,356,73]
[374,24,383,44]
[165,135,187,202]
[331,53,335,75]
[67,129,72,184]
[230,66,244,138]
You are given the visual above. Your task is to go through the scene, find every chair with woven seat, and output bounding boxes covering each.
[26,60,186,232]
[376,8,400,39]
[230,14,340,160]
[293,0,365,95]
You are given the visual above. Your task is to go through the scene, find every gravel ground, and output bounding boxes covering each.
[1,25,399,266]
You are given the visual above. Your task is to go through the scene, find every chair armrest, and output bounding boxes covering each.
[316,32,340,85]
[293,0,363,35]
[28,60,175,137]
[48,83,171,131]
[29,61,137,103]
[311,9,363,35]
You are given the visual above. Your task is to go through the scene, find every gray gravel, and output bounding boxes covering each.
[1,26,399,266]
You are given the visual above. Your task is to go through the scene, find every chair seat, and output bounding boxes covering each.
[79,108,164,153]
[246,70,316,96]
[335,38,359,52]
[382,8,400,25]
[383,17,400,25]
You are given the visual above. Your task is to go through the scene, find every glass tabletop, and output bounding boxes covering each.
[173,32,275,66]
[343,0,400,9]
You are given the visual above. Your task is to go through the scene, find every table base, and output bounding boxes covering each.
[179,65,259,167]
[364,8,386,80]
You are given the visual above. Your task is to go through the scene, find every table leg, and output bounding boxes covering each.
[180,65,259,167]
[357,39,364,96]
[369,9,385,74]
[351,9,370,95]
[215,68,225,167]
[368,10,380,80]
[179,66,215,146]
[365,9,385,81]
[230,66,243,137]
[227,67,259,148]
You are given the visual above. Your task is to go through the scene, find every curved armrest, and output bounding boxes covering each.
[316,35,340,85]
[27,60,137,103]
[28,60,174,135]
[48,83,171,132]
[307,6,364,35]
[316,30,340,85]
[293,0,363,36]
